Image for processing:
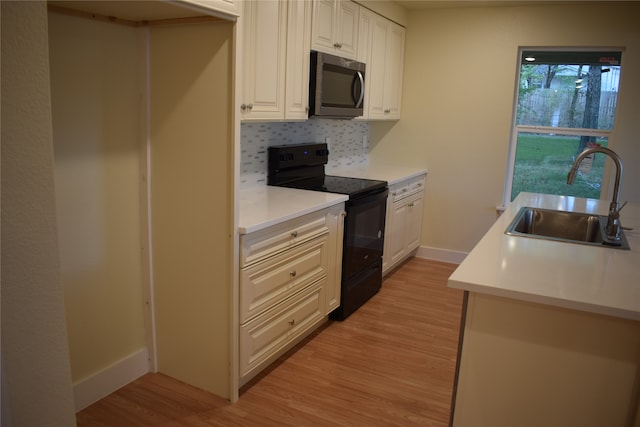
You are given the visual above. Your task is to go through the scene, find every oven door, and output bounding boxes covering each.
[342,187,388,280]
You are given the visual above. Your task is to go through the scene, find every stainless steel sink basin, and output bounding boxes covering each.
[505,207,630,249]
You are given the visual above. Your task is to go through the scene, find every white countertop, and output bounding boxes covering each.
[238,186,348,234]
[448,192,640,321]
[239,164,426,234]
[330,163,427,185]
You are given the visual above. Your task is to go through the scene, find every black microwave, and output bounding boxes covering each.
[309,50,365,119]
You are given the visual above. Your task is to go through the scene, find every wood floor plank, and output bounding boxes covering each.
[76,258,463,426]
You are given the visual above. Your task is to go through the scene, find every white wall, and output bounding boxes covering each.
[1,1,77,425]
[371,2,640,253]
[48,11,148,387]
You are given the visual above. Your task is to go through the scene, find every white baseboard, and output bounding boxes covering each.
[415,245,467,265]
[73,348,150,412]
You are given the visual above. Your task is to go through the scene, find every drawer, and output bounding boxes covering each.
[240,235,328,323]
[390,174,426,202]
[239,278,326,378]
[408,175,426,192]
[241,209,330,267]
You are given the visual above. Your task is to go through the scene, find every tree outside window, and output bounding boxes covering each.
[505,50,622,203]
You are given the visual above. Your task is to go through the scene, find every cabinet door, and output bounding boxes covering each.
[382,189,394,273]
[382,22,405,119]
[404,194,423,252]
[285,0,312,120]
[242,0,287,120]
[325,205,345,314]
[311,0,336,53]
[365,15,405,120]
[367,15,389,120]
[356,7,373,120]
[387,199,408,267]
[335,0,359,59]
[311,0,359,60]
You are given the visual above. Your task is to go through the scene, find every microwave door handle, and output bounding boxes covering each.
[354,71,364,108]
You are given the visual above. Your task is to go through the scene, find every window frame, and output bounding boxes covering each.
[502,47,623,208]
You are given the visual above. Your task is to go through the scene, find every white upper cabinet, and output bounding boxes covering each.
[176,0,239,18]
[356,7,373,119]
[285,0,312,120]
[241,0,311,121]
[361,12,405,120]
[241,0,287,120]
[311,0,359,60]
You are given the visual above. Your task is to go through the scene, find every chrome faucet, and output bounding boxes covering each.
[567,146,625,244]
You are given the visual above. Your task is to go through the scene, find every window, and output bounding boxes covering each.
[504,49,622,204]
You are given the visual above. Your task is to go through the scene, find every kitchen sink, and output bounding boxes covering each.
[505,207,630,249]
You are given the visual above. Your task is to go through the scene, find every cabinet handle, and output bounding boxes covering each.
[240,104,246,111]
[392,191,397,196]
[384,109,391,113]
[402,188,408,193]
[291,231,298,238]
[288,319,295,326]
[333,42,343,48]
[247,104,253,111]
[409,203,414,207]
[289,270,297,277]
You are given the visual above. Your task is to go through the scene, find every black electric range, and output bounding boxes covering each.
[267,143,387,198]
[268,143,388,320]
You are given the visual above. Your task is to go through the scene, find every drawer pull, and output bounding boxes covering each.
[291,231,298,238]
[289,270,297,277]
[288,319,295,326]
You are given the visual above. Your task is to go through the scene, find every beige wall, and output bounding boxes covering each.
[1,1,76,425]
[49,13,147,383]
[371,2,640,252]
[150,21,234,398]
[356,0,408,26]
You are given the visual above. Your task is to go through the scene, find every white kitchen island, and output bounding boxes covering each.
[448,192,640,426]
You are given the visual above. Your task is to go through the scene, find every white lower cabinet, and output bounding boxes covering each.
[383,174,426,274]
[239,203,344,385]
[240,278,326,378]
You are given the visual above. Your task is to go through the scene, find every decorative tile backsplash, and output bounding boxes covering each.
[240,120,370,187]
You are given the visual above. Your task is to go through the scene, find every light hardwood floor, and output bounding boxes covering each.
[77,258,464,426]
